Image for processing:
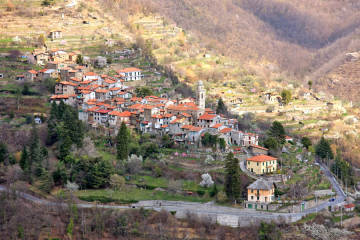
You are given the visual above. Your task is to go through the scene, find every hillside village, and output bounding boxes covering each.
[1,1,360,239]
[14,44,353,214]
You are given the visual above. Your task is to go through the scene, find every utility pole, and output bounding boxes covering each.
[340,206,343,227]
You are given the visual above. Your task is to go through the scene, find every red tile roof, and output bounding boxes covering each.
[211,123,223,129]
[219,128,232,134]
[198,113,217,120]
[109,111,132,117]
[96,109,111,114]
[247,155,277,162]
[84,72,97,76]
[118,67,142,73]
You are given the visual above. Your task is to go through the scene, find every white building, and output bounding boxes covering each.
[117,68,142,81]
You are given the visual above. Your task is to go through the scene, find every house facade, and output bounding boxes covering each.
[246,155,277,175]
[246,179,275,210]
[117,68,142,81]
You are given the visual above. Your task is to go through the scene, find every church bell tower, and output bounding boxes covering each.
[196,80,206,110]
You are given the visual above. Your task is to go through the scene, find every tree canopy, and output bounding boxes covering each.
[280,89,291,105]
[315,137,333,160]
[269,121,286,144]
[117,122,129,161]
[224,152,241,201]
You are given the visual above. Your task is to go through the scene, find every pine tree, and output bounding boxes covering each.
[269,121,286,144]
[316,137,334,160]
[59,135,72,160]
[63,107,84,147]
[50,101,58,119]
[29,123,43,166]
[117,122,129,161]
[224,152,241,202]
[216,98,227,115]
[20,146,29,170]
[58,100,66,120]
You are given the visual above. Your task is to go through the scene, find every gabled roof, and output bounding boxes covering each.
[59,81,77,86]
[50,94,76,99]
[152,114,163,119]
[109,111,132,117]
[96,109,111,114]
[250,145,268,151]
[95,89,109,93]
[84,72,98,76]
[211,123,223,129]
[28,70,37,74]
[118,67,142,73]
[163,113,174,118]
[219,128,232,134]
[247,155,277,162]
[198,113,217,120]
[86,106,101,112]
[247,179,274,190]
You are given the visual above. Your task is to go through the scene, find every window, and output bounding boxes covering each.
[257,162,259,166]
[251,189,253,193]
[257,196,259,200]
[251,196,253,200]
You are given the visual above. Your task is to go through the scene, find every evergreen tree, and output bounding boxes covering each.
[76,54,84,65]
[219,138,226,151]
[216,98,227,115]
[47,118,58,145]
[264,137,279,151]
[20,146,29,170]
[22,83,30,95]
[29,123,43,166]
[50,101,58,119]
[315,137,334,160]
[39,170,54,193]
[63,107,84,147]
[117,122,129,161]
[224,152,241,202]
[0,142,8,163]
[301,137,312,150]
[269,121,286,144]
[59,135,72,161]
[53,161,68,186]
[58,100,66,120]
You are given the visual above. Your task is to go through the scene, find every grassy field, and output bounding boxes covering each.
[76,187,212,204]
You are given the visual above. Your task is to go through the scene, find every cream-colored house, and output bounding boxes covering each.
[246,155,277,175]
[246,178,275,210]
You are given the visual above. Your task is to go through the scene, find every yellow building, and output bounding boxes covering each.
[246,155,277,175]
[246,178,275,210]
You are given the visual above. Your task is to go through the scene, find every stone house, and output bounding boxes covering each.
[246,179,275,210]
[25,70,37,82]
[49,30,62,40]
[248,145,269,156]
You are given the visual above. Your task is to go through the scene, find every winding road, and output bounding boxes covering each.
[0,161,346,227]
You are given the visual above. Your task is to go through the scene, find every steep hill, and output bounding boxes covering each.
[110,0,360,100]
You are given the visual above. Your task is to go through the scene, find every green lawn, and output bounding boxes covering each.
[131,175,169,189]
[76,187,211,204]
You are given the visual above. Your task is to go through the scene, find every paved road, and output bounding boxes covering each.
[0,161,346,227]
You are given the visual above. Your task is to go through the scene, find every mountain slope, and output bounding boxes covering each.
[110,0,360,100]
